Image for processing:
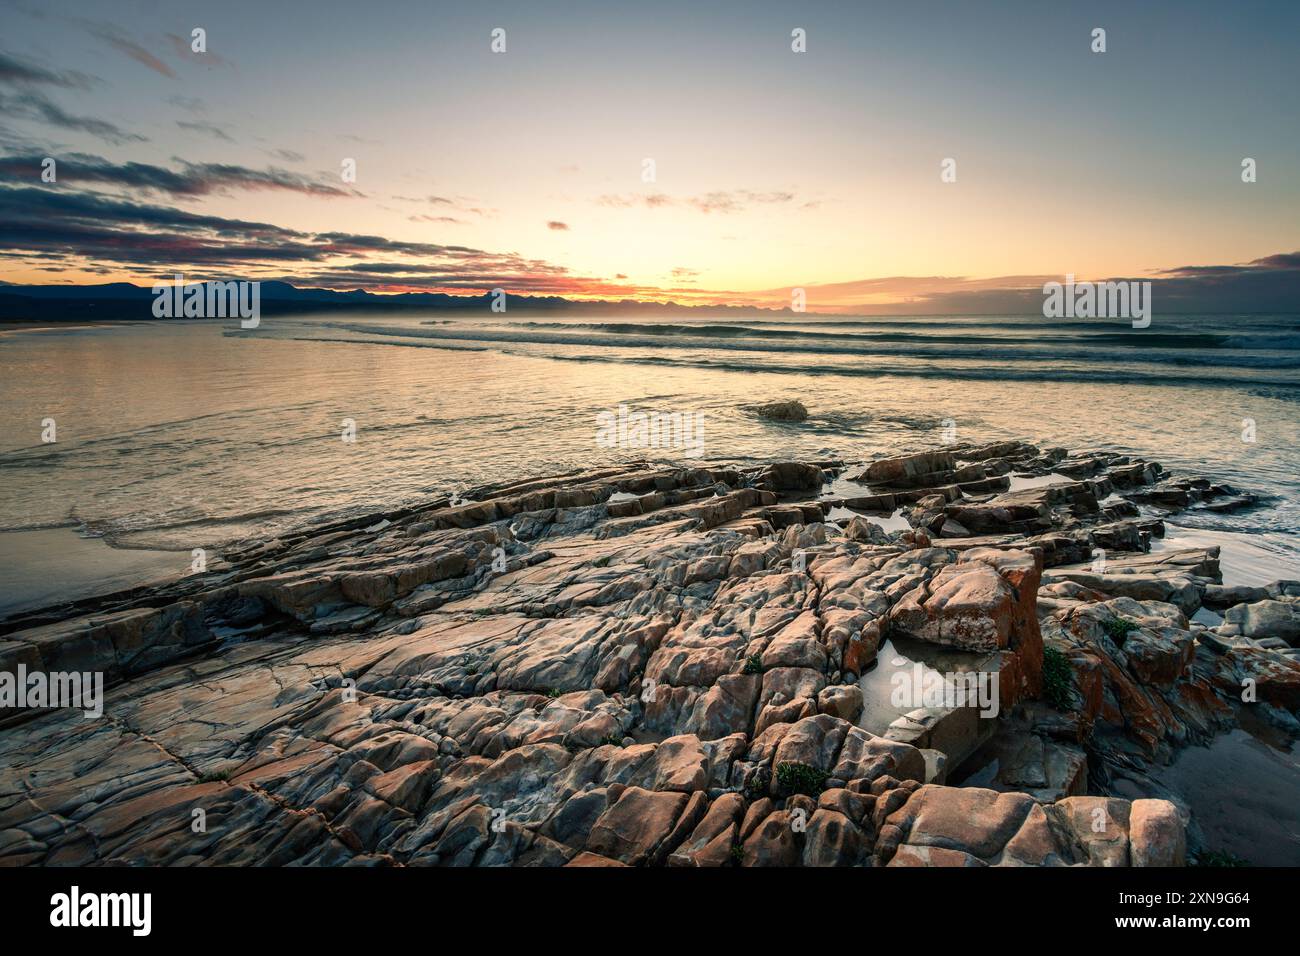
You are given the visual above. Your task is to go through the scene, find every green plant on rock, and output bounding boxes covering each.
[730,843,745,864]
[197,769,230,783]
[744,769,770,800]
[1042,645,1074,711]
[742,654,763,675]
[775,761,829,796]
[1193,849,1249,867]
[1102,616,1140,642]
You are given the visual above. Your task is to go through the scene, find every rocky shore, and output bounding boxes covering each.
[2,440,1298,866]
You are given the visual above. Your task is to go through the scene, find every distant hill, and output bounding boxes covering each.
[0,281,792,321]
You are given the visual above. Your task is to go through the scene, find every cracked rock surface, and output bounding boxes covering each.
[2,441,1297,866]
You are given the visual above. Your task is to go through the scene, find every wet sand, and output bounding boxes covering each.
[0,527,183,618]
[1116,727,1300,866]
[0,320,114,335]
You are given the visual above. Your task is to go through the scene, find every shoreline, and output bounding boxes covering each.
[0,527,184,619]
[0,319,119,335]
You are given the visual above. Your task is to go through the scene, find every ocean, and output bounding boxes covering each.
[2,311,1298,616]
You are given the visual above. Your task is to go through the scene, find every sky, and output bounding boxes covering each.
[0,0,1297,313]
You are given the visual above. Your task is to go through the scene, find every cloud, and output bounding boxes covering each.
[177,120,235,142]
[0,184,639,297]
[165,33,231,68]
[167,94,206,113]
[268,148,305,163]
[689,190,794,213]
[0,51,96,90]
[0,51,137,144]
[1155,252,1300,277]
[596,189,797,214]
[394,194,456,205]
[89,26,175,78]
[0,91,146,144]
[0,153,354,197]
[172,160,355,198]
[392,193,495,218]
[547,221,569,231]
[740,255,1300,314]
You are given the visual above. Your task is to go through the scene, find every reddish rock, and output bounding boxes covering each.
[586,787,691,866]
[1129,799,1186,867]
[741,810,801,866]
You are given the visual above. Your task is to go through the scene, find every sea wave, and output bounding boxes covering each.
[498,318,1300,350]
[499,319,1230,347]
[1222,333,1300,350]
[303,321,1300,377]
[516,348,1300,390]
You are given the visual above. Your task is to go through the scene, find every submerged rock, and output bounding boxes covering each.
[752,400,808,422]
